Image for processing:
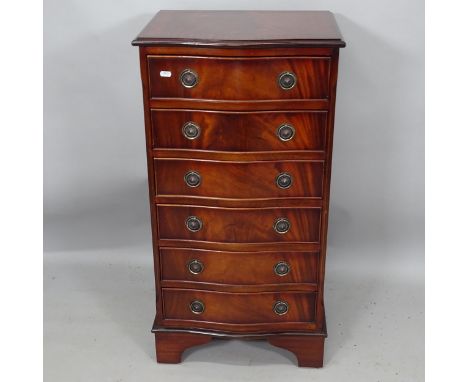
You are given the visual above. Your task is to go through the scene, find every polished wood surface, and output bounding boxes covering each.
[153,149,325,162]
[268,335,325,367]
[148,97,329,112]
[148,56,330,101]
[134,10,345,367]
[151,109,327,152]
[143,46,336,57]
[160,248,319,286]
[157,205,321,243]
[155,332,212,363]
[154,159,324,199]
[162,289,317,332]
[132,11,345,48]
[157,239,321,254]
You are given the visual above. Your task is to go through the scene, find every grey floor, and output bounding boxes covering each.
[44,228,424,381]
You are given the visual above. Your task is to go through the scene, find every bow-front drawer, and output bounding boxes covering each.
[148,56,330,100]
[154,159,324,199]
[160,248,319,287]
[151,110,327,151]
[157,205,321,243]
[162,289,317,332]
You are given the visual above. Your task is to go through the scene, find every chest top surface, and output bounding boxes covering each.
[132,10,345,48]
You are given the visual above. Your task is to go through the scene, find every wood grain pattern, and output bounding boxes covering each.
[268,335,325,367]
[315,48,340,331]
[137,47,165,329]
[148,98,330,112]
[151,109,327,152]
[157,205,321,243]
[162,289,317,331]
[155,332,212,363]
[132,11,345,48]
[157,240,321,253]
[155,195,324,209]
[142,46,336,57]
[160,248,319,286]
[152,149,326,162]
[134,10,345,367]
[154,159,324,199]
[148,56,330,100]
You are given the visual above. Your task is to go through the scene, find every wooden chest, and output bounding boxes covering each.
[132,10,345,367]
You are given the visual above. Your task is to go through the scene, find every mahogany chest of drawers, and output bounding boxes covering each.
[132,10,345,367]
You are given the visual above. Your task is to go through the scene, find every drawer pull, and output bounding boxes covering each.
[276,123,296,141]
[189,300,205,314]
[182,122,200,140]
[187,259,204,274]
[273,301,289,315]
[180,68,199,88]
[185,216,203,232]
[273,218,291,234]
[278,71,297,90]
[184,171,201,187]
[276,173,293,189]
[274,262,291,276]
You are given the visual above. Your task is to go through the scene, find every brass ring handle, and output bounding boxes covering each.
[278,71,297,90]
[273,301,289,315]
[182,122,200,140]
[276,173,293,189]
[180,69,199,88]
[274,262,291,276]
[185,216,203,232]
[189,300,205,314]
[187,259,204,274]
[273,218,291,234]
[277,123,295,141]
[184,171,201,187]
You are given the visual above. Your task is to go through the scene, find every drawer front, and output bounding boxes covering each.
[151,110,327,151]
[162,289,316,324]
[157,206,321,243]
[148,56,330,100]
[155,159,324,199]
[160,248,319,285]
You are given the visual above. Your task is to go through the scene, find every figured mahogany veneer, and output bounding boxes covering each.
[160,248,319,287]
[151,109,327,152]
[268,335,325,367]
[133,10,345,367]
[155,332,212,364]
[162,289,317,332]
[148,55,330,101]
[154,159,324,199]
[133,10,345,48]
[157,205,321,243]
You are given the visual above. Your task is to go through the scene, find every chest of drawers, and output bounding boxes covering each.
[132,10,345,367]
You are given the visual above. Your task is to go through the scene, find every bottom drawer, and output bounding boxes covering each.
[162,289,317,332]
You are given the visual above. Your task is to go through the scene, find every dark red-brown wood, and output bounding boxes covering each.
[151,109,327,152]
[154,159,324,199]
[155,332,212,363]
[160,248,319,287]
[132,10,345,48]
[268,335,325,367]
[134,10,344,368]
[162,289,317,332]
[157,205,321,243]
[148,55,330,100]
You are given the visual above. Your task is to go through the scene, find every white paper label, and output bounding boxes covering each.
[160,70,172,77]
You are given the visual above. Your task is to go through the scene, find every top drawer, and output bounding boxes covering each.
[147,56,330,101]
